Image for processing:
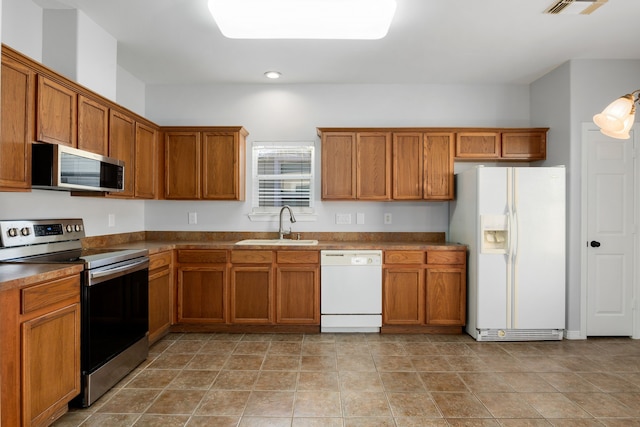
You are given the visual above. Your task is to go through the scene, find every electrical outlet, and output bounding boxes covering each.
[108,213,115,227]
[356,212,365,224]
[384,213,392,224]
[336,213,352,224]
[188,212,198,224]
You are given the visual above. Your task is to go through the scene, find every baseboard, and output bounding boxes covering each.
[564,329,585,340]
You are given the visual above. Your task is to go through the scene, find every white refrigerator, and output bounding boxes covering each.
[449,166,566,341]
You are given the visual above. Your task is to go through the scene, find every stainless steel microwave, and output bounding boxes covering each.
[32,143,124,192]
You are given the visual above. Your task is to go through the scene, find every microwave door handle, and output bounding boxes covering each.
[88,258,149,283]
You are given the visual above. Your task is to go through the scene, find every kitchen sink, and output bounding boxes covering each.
[235,239,318,246]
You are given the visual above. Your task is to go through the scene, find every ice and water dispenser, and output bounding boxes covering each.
[480,215,508,254]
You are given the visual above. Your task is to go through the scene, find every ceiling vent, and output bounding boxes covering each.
[544,0,608,15]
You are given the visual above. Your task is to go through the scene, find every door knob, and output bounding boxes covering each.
[590,241,601,248]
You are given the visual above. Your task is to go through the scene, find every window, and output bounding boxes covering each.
[251,143,315,215]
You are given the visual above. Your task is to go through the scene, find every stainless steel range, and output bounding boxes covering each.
[0,219,149,407]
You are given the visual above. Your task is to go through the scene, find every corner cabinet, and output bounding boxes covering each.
[148,250,174,344]
[382,248,466,333]
[0,272,81,427]
[176,250,228,323]
[164,127,248,200]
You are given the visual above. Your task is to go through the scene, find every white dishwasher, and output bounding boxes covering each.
[320,250,383,333]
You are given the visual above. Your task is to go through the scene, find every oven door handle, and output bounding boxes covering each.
[88,258,149,283]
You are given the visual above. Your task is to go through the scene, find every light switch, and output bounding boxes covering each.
[356,212,365,224]
[108,214,115,227]
[188,212,198,224]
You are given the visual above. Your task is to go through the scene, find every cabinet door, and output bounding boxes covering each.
[357,132,391,200]
[108,110,136,197]
[392,132,423,200]
[276,266,319,324]
[165,131,201,199]
[321,132,356,199]
[501,131,546,160]
[425,268,466,326]
[36,76,77,147]
[178,266,227,323]
[22,303,80,427]
[202,131,245,200]
[383,268,424,325]
[0,56,35,191]
[230,266,273,324]
[77,95,109,156]
[148,251,173,343]
[455,132,500,159]
[424,132,454,200]
[135,123,158,199]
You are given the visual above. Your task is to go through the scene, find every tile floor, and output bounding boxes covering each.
[52,332,640,427]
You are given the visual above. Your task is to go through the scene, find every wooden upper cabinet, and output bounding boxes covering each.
[36,75,77,147]
[455,132,500,159]
[424,132,454,200]
[357,132,391,200]
[135,122,158,199]
[77,95,109,155]
[455,129,548,161]
[165,131,201,199]
[393,132,423,200]
[108,110,136,198]
[501,131,546,160]
[0,55,35,191]
[202,131,246,200]
[321,132,357,199]
[164,127,247,200]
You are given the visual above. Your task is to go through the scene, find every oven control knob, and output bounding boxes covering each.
[20,227,30,236]
[66,225,73,233]
[75,224,82,232]
[7,228,18,237]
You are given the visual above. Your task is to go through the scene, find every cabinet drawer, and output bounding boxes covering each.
[177,250,227,264]
[22,274,80,314]
[149,251,172,270]
[277,251,319,264]
[426,251,466,265]
[231,250,273,264]
[384,251,425,265]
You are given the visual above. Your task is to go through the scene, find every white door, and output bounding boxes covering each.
[585,128,635,336]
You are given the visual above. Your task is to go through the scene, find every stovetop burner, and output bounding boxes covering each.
[0,219,147,269]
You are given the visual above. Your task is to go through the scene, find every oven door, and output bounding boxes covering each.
[82,257,149,374]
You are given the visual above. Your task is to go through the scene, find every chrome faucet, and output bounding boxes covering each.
[278,205,296,240]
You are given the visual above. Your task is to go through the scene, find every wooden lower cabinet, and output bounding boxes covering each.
[176,250,228,323]
[276,251,320,324]
[382,249,466,333]
[148,251,173,343]
[0,272,81,427]
[383,267,424,325]
[230,250,274,324]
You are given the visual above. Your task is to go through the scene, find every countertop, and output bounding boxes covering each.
[0,236,466,292]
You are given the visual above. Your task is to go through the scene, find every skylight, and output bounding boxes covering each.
[207,0,397,40]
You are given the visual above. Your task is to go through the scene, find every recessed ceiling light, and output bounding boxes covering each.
[264,71,282,79]
[208,0,397,40]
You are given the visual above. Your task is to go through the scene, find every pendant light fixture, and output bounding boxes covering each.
[207,0,397,40]
[593,90,639,139]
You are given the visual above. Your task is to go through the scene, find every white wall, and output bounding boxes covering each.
[144,83,531,232]
[529,59,640,337]
[1,0,42,61]
[117,65,146,116]
[42,8,117,100]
